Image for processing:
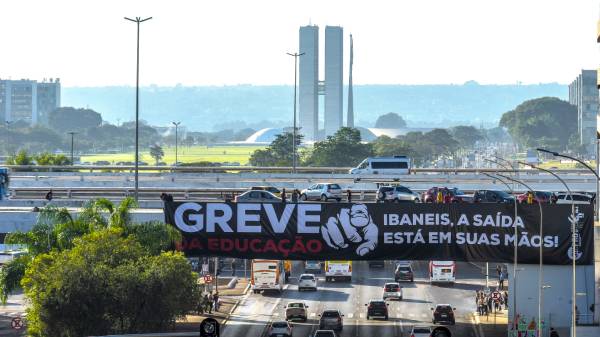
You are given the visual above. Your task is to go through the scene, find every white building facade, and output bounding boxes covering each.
[0,78,60,125]
[298,25,319,142]
[324,26,343,137]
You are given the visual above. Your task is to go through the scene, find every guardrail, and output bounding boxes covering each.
[3,165,596,175]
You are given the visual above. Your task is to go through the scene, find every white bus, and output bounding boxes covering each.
[429,261,456,284]
[251,259,285,294]
[325,260,352,282]
[349,156,411,175]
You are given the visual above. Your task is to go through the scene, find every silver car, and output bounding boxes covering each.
[376,186,420,203]
[300,183,342,202]
[235,190,281,203]
[318,309,344,331]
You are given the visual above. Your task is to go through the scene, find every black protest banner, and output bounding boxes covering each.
[164,202,593,265]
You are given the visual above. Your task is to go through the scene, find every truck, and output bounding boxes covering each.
[325,260,352,282]
[429,261,456,284]
[251,259,285,294]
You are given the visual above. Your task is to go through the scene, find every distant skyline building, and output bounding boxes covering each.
[298,25,319,142]
[0,78,60,125]
[324,26,343,137]
[568,70,597,156]
[347,34,354,128]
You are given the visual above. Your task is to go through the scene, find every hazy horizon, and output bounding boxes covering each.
[1,0,599,87]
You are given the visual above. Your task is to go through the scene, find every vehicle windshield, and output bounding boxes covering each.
[271,322,288,328]
[287,303,304,308]
[397,266,411,272]
[322,311,339,317]
[315,332,334,337]
[495,190,512,198]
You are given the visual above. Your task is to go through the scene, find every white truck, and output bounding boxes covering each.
[325,260,352,282]
[429,261,456,284]
[251,259,285,294]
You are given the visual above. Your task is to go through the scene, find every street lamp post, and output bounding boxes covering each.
[484,158,520,327]
[67,132,77,165]
[519,161,577,337]
[537,148,600,221]
[172,122,181,166]
[494,172,545,337]
[286,52,304,174]
[4,121,11,155]
[125,16,152,202]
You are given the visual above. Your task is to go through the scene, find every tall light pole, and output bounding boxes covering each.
[4,121,11,155]
[67,132,77,165]
[520,161,577,337]
[537,148,600,221]
[172,121,181,166]
[287,52,304,174]
[485,157,520,327]
[125,16,152,202]
[494,172,545,337]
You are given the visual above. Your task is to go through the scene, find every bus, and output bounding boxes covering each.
[429,261,456,284]
[349,156,411,175]
[325,260,352,282]
[251,260,285,294]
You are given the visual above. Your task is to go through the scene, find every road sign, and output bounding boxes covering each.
[492,291,501,300]
[11,317,24,330]
[204,274,214,283]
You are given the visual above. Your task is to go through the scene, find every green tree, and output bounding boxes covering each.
[149,144,165,165]
[249,131,303,166]
[450,125,483,148]
[33,153,71,166]
[371,135,413,157]
[48,107,103,133]
[374,112,407,129]
[22,229,198,336]
[6,150,34,165]
[305,127,373,166]
[499,97,577,150]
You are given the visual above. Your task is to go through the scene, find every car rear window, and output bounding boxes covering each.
[370,301,386,307]
[437,305,452,312]
[272,322,288,328]
[397,266,411,272]
[315,332,334,337]
[328,184,341,189]
[385,284,399,291]
[288,303,304,308]
[413,328,431,333]
[300,275,314,280]
[322,311,339,317]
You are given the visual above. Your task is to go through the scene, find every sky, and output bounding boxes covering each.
[1,0,600,87]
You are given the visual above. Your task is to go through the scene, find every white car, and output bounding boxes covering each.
[268,320,293,337]
[382,282,403,300]
[305,260,321,272]
[298,273,317,291]
[300,183,342,202]
[410,326,432,337]
[555,192,593,205]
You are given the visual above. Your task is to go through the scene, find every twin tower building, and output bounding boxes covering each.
[298,25,354,142]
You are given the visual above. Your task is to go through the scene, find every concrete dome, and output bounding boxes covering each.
[243,128,284,144]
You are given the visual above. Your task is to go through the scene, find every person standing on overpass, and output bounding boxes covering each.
[281,188,287,203]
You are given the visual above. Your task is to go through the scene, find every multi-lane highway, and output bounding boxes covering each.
[221,261,490,337]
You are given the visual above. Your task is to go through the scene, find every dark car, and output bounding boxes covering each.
[516,191,554,204]
[422,187,473,203]
[313,331,337,337]
[473,190,515,203]
[394,263,414,282]
[318,309,343,331]
[431,304,456,325]
[365,299,389,320]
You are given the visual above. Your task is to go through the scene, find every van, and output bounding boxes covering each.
[349,156,411,175]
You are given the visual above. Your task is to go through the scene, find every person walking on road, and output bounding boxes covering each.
[205,293,212,314]
[291,189,298,203]
[213,292,220,312]
[503,291,508,310]
[499,271,505,290]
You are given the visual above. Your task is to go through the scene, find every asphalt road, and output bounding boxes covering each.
[221,261,488,337]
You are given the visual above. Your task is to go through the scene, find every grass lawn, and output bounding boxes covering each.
[80,145,266,165]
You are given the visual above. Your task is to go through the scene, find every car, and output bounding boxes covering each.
[365,299,389,320]
[376,185,420,203]
[410,326,433,337]
[473,190,515,203]
[234,190,282,203]
[318,309,344,331]
[268,320,293,337]
[298,273,317,291]
[305,260,321,272]
[313,330,337,337]
[285,302,308,321]
[368,260,385,268]
[431,304,456,325]
[516,191,554,204]
[300,183,342,202]
[422,187,473,203]
[555,192,594,205]
[251,186,282,197]
[395,262,414,282]
[382,282,403,300]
